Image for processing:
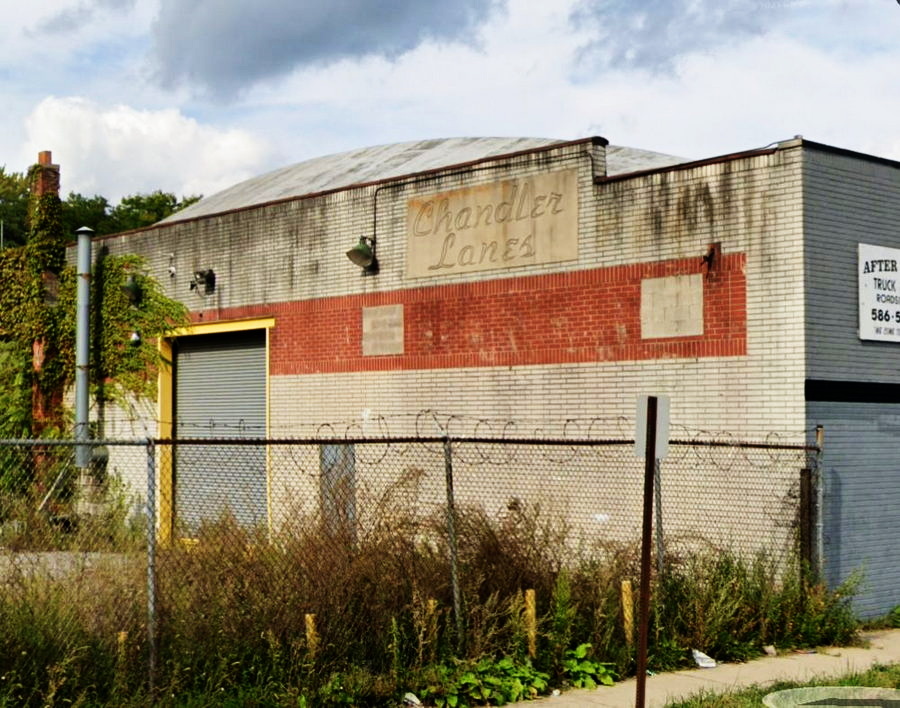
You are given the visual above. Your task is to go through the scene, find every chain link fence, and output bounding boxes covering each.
[0,430,818,701]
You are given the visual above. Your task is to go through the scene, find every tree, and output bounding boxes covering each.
[4,157,201,242]
[0,166,29,248]
[60,192,111,236]
[62,190,201,236]
[107,190,201,233]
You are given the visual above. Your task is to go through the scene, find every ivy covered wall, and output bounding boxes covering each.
[0,153,187,501]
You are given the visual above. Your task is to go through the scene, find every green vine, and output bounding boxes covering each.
[0,161,189,441]
[25,165,66,275]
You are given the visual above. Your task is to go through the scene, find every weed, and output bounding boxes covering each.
[561,643,615,688]
[650,550,859,669]
[418,656,550,707]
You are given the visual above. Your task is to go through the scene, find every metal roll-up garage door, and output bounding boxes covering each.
[174,329,266,532]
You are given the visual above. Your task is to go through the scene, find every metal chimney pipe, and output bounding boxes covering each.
[75,226,94,468]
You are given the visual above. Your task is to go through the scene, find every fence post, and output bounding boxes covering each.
[635,396,659,708]
[799,467,813,578]
[654,459,664,576]
[146,439,158,695]
[443,436,463,652]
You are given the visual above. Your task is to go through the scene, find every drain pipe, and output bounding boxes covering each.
[75,226,94,469]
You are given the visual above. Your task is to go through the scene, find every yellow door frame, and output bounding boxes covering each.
[156,317,275,545]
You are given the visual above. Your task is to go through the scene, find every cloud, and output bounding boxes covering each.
[21,96,271,202]
[29,0,136,35]
[151,0,504,99]
[235,0,593,156]
[571,0,789,73]
[574,27,900,162]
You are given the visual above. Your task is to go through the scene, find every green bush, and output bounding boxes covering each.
[890,605,900,628]
[650,551,859,670]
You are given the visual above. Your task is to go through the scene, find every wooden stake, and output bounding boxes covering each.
[115,630,128,689]
[525,588,537,659]
[621,580,634,647]
[305,613,320,659]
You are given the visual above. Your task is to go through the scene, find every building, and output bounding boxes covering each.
[95,135,900,617]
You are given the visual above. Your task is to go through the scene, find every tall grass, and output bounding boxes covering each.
[650,550,859,668]
[0,553,146,705]
[0,501,860,706]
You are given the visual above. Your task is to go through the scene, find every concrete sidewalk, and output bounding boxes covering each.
[528,629,900,707]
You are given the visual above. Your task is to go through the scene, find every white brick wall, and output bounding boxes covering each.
[98,142,809,440]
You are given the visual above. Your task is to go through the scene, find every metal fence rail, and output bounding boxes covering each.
[0,432,818,699]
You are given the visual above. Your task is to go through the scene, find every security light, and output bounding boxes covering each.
[190,269,216,295]
[346,236,379,275]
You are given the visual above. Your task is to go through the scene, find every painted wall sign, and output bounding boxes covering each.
[859,243,900,342]
[406,169,579,278]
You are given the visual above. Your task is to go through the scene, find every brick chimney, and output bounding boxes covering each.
[32,150,60,197]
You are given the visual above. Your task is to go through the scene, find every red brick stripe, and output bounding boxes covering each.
[192,254,747,375]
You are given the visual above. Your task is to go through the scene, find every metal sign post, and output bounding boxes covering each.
[634,395,669,708]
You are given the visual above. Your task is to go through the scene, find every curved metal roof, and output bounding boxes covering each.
[162,136,686,223]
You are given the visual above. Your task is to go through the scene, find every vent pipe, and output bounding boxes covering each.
[75,226,94,468]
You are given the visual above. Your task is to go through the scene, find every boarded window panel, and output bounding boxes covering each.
[640,274,704,339]
[319,444,357,539]
[174,330,266,532]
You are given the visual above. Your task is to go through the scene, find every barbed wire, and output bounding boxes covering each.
[2,407,818,477]
[104,409,814,447]
[0,416,812,568]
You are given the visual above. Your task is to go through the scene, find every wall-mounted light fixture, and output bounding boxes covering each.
[701,242,721,274]
[346,236,379,275]
[190,269,216,295]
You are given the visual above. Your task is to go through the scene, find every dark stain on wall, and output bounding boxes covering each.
[649,173,672,240]
[677,182,715,231]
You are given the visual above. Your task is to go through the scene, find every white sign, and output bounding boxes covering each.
[859,243,900,342]
[634,395,670,460]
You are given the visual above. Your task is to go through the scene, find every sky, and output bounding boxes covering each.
[2,0,899,204]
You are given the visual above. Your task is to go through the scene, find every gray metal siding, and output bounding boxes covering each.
[803,148,900,618]
[809,401,900,618]
[174,330,267,530]
[804,148,900,382]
